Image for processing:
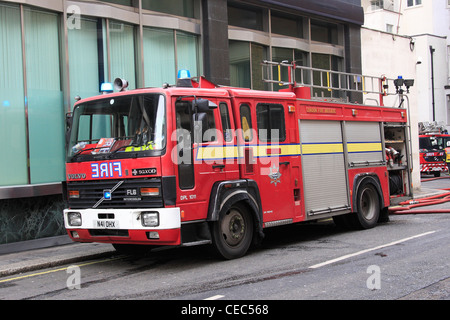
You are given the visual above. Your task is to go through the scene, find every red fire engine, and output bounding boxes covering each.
[418,122,449,177]
[63,62,414,259]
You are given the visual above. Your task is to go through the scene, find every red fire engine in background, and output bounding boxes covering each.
[418,122,449,177]
[63,62,414,259]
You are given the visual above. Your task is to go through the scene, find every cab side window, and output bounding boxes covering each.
[240,104,253,142]
[201,110,217,142]
[256,103,286,142]
[219,102,232,142]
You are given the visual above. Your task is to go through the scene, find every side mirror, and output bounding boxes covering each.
[65,112,73,146]
[192,98,217,113]
[193,112,209,143]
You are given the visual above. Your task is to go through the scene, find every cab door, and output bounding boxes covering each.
[175,97,238,221]
[235,101,300,226]
[254,102,299,225]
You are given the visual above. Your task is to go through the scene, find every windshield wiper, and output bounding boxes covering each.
[107,144,140,157]
[71,146,106,160]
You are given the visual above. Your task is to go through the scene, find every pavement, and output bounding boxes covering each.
[0,241,117,278]
[0,187,448,279]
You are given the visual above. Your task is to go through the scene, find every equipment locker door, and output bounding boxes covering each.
[299,120,350,216]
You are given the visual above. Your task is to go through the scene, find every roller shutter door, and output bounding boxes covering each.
[345,121,383,167]
[299,120,350,216]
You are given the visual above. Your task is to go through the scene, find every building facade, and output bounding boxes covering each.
[362,0,450,128]
[0,0,364,249]
[361,0,450,191]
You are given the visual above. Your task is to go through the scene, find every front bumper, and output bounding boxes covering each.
[64,207,181,246]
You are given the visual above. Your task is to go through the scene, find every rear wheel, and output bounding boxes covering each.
[353,181,380,229]
[211,203,254,259]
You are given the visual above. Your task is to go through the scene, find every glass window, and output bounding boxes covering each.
[229,41,251,88]
[228,4,264,31]
[257,104,285,142]
[370,0,384,10]
[0,3,28,186]
[200,110,217,143]
[272,47,293,91]
[24,8,65,184]
[240,104,253,142]
[407,0,422,6]
[143,27,176,87]
[251,43,269,91]
[294,49,310,85]
[109,20,136,89]
[176,100,194,189]
[271,12,303,38]
[102,0,134,6]
[142,0,197,18]
[229,41,268,90]
[68,18,105,106]
[311,20,339,45]
[311,53,344,99]
[176,31,199,79]
[68,94,166,160]
[219,103,232,142]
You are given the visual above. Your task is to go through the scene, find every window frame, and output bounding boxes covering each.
[256,103,286,143]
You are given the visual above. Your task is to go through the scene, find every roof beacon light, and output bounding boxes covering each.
[114,78,129,92]
[178,69,191,79]
[177,69,193,87]
[100,82,113,94]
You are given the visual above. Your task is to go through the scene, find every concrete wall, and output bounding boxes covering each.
[361,27,421,190]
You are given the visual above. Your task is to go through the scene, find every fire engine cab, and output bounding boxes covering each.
[63,62,414,259]
[418,122,449,177]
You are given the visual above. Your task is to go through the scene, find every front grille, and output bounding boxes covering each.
[67,178,163,209]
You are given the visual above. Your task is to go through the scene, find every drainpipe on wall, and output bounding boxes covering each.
[430,46,436,122]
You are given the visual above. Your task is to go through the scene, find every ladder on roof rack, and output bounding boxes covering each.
[261,60,413,108]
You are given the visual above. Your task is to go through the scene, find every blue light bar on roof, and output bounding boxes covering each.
[101,82,114,93]
[177,69,191,79]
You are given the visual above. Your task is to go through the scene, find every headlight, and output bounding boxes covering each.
[141,212,159,227]
[67,212,82,227]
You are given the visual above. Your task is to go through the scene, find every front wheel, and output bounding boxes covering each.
[211,203,254,260]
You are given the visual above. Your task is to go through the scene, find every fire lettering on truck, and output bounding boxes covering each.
[91,162,122,178]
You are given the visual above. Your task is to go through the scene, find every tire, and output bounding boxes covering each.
[353,181,381,229]
[211,202,254,260]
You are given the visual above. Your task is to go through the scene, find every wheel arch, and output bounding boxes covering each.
[207,180,264,244]
[352,173,385,212]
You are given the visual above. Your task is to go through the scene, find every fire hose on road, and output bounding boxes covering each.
[389,176,450,214]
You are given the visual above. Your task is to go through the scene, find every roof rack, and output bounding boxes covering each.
[261,60,414,108]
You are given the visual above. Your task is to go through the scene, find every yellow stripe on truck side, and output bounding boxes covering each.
[195,142,381,160]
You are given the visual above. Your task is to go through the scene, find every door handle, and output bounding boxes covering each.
[280,161,290,166]
[212,164,225,170]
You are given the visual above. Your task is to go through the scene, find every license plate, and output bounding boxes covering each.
[95,220,119,229]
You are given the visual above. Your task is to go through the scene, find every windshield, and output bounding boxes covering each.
[419,136,450,151]
[68,94,165,160]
